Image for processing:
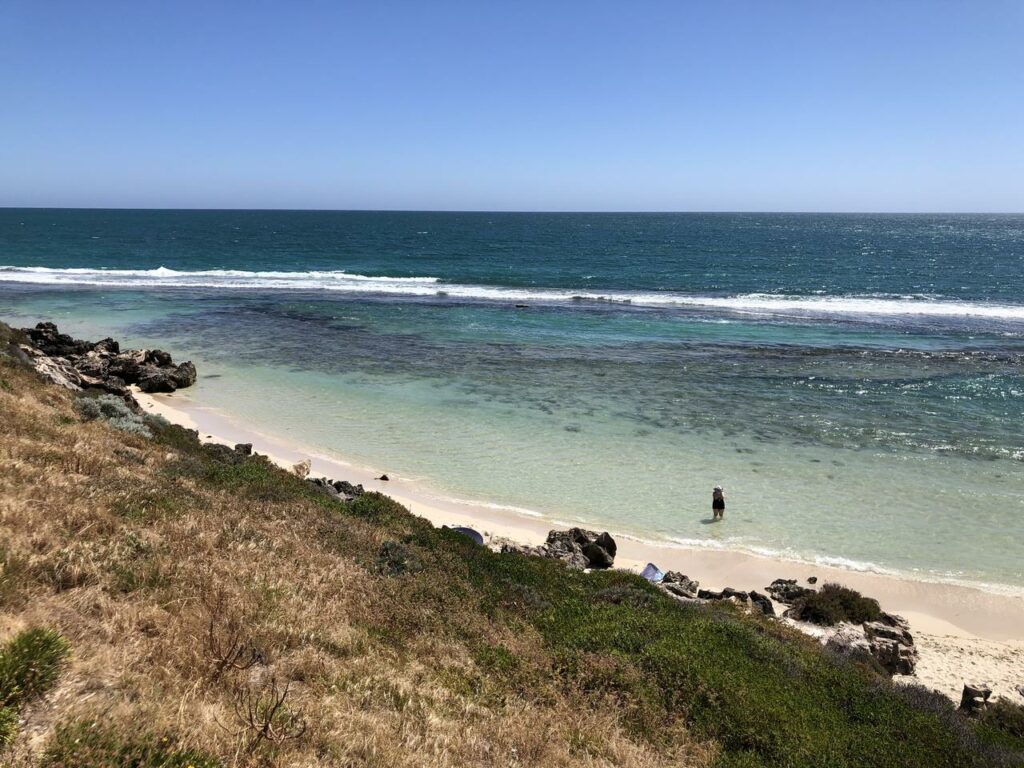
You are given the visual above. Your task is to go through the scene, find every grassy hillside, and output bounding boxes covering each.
[1,324,1022,767]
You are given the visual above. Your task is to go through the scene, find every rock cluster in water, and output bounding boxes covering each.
[16,322,197,397]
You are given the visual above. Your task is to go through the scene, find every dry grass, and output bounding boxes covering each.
[0,356,714,767]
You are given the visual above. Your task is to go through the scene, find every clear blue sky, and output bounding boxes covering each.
[2,1,1022,211]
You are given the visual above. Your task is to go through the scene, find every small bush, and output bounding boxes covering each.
[144,413,171,429]
[74,394,133,421]
[74,394,152,437]
[0,706,18,747]
[105,415,153,438]
[0,628,70,708]
[42,720,219,767]
[473,644,519,676]
[787,583,882,626]
[983,698,1024,739]
[375,540,423,576]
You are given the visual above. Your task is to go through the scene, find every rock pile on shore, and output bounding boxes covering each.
[14,322,197,397]
[500,527,618,569]
[307,476,366,502]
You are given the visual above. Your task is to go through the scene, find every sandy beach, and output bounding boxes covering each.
[135,387,1024,704]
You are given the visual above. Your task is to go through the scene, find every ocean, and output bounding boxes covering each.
[1,209,1022,592]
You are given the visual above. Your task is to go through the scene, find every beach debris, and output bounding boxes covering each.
[765,578,815,605]
[500,527,617,570]
[959,683,992,715]
[18,322,197,399]
[292,459,311,478]
[1016,684,1024,699]
[639,563,665,583]
[377,474,389,481]
[807,576,818,585]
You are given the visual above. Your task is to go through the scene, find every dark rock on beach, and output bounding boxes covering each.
[766,578,815,605]
[697,588,723,600]
[307,476,365,501]
[959,683,992,715]
[661,571,700,597]
[500,527,617,570]
[749,590,776,616]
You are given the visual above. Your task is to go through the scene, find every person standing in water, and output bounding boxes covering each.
[712,486,725,520]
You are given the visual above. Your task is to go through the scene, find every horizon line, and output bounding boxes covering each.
[2,206,1023,216]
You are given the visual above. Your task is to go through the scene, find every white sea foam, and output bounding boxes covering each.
[3,265,1024,321]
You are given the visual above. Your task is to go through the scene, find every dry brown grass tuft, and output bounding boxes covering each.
[0,357,713,767]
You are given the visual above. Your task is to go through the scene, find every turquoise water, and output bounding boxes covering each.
[1,210,1022,591]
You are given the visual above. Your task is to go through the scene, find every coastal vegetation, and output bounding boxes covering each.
[786,583,883,626]
[1,322,1023,767]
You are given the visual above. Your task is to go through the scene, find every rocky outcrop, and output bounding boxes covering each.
[863,618,917,675]
[661,571,700,598]
[824,624,874,662]
[822,616,918,676]
[765,578,814,605]
[500,528,617,570]
[18,322,197,398]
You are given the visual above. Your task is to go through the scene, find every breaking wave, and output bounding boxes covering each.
[4,265,1024,321]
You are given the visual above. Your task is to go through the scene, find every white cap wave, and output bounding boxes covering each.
[2,265,1024,321]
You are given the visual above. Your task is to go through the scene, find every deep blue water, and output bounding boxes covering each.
[2,209,1024,299]
[1,209,1022,590]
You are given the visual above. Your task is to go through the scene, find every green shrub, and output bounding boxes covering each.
[473,643,519,676]
[787,582,882,625]
[105,415,153,437]
[375,540,423,576]
[42,720,218,767]
[74,394,152,437]
[0,628,70,708]
[0,706,18,747]
[983,698,1024,739]
[147,419,203,454]
[74,394,134,421]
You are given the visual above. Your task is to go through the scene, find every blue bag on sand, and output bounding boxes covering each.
[640,562,664,583]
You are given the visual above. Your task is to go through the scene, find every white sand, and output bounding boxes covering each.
[136,388,1024,702]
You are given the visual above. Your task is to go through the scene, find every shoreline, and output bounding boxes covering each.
[135,387,1024,702]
